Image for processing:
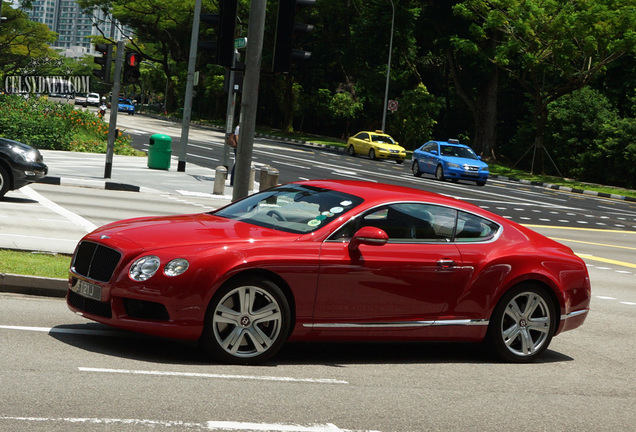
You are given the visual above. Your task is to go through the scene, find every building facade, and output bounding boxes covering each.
[26,0,129,58]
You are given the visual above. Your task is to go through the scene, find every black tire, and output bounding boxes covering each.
[0,165,10,198]
[369,148,376,160]
[412,160,422,177]
[485,283,556,363]
[396,159,404,165]
[435,165,446,181]
[201,276,291,364]
[347,145,356,157]
[476,180,487,186]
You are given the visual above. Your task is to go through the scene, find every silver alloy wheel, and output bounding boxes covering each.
[369,148,376,160]
[412,160,422,177]
[212,285,284,359]
[500,291,551,357]
[348,145,356,156]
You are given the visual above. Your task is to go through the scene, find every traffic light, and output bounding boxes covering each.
[272,0,315,73]
[199,0,238,68]
[93,44,113,82]
[123,52,143,84]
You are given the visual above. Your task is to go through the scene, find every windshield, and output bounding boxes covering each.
[440,145,478,160]
[371,135,396,144]
[214,184,364,234]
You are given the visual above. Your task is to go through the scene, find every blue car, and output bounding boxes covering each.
[117,98,135,115]
[412,139,489,186]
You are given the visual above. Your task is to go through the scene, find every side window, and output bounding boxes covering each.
[356,132,368,140]
[354,204,457,242]
[423,143,437,153]
[455,211,500,242]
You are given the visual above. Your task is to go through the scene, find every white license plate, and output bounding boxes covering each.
[72,280,102,301]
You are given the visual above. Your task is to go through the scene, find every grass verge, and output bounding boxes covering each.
[0,250,70,279]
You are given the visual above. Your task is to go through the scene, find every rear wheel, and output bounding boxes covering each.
[369,148,376,160]
[412,160,422,177]
[201,277,290,364]
[0,165,10,198]
[347,145,356,157]
[435,165,445,181]
[486,283,556,363]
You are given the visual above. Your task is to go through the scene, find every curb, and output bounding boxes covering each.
[0,273,67,298]
[490,175,636,203]
[38,175,140,192]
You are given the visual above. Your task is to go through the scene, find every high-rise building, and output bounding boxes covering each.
[25,0,130,58]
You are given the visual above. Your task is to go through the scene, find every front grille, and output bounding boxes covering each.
[72,241,122,282]
[465,165,479,171]
[68,289,112,318]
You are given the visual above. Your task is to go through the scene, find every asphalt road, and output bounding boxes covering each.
[1,112,635,431]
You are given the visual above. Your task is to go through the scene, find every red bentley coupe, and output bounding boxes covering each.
[67,180,590,364]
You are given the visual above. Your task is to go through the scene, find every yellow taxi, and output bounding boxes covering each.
[346,130,406,164]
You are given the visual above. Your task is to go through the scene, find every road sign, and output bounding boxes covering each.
[234,37,247,49]
[388,99,398,112]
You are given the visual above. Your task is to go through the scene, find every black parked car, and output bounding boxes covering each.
[0,138,48,198]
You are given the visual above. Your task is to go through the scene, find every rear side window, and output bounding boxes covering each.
[455,211,500,242]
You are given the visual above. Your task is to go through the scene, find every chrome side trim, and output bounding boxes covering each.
[431,319,489,326]
[303,318,489,329]
[561,308,589,320]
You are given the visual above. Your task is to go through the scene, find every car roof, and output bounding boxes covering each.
[293,179,488,214]
[357,130,393,137]
[429,140,471,148]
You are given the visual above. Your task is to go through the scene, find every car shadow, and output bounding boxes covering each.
[0,196,38,204]
[49,323,573,365]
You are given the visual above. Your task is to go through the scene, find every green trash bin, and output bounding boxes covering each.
[148,134,172,170]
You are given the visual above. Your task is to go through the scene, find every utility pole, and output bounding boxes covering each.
[177,0,203,172]
[232,0,266,201]
[223,50,240,170]
[104,40,124,179]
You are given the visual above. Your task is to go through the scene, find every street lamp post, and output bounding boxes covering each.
[381,0,395,133]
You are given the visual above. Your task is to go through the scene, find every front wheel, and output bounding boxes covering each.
[369,148,376,160]
[201,277,291,364]
[0,165,10,198]
[347,145,356,157]
[435,165,445,181]
[412,160,422,177]
[485,283,556,363]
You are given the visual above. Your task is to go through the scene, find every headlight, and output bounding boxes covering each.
[129,256,161,281]
[447,162,460,168]
[164,258,189,277]
[12,145,38,163]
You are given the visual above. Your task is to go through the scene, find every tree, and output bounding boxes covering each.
[455,0,636,173]
[0,2,57,75]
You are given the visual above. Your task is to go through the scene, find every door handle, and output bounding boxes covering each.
[437,259,457,269]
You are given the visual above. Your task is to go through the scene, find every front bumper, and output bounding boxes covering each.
[12,162,48,189]
[446,166,488,182]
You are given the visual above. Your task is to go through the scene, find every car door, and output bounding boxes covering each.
[419,142,438,174]
[352,132,368,153]
[313,203,468,328]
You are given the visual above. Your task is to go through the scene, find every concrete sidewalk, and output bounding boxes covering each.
[38,149,238,202]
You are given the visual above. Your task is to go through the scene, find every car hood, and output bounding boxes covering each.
[87,213,300,252]
[444,156,488,168]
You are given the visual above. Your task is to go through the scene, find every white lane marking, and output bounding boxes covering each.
[0,417,379,432]
[19,186,97,232]
[78,367,349,385]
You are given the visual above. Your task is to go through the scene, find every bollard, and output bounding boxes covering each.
[249,165,256,191]
[268,167,280,188]
[259,165,271,191]
[213,166,227,195]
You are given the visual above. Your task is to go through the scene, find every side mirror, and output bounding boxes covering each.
[349,226,389,250]
[430,150,438,155]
